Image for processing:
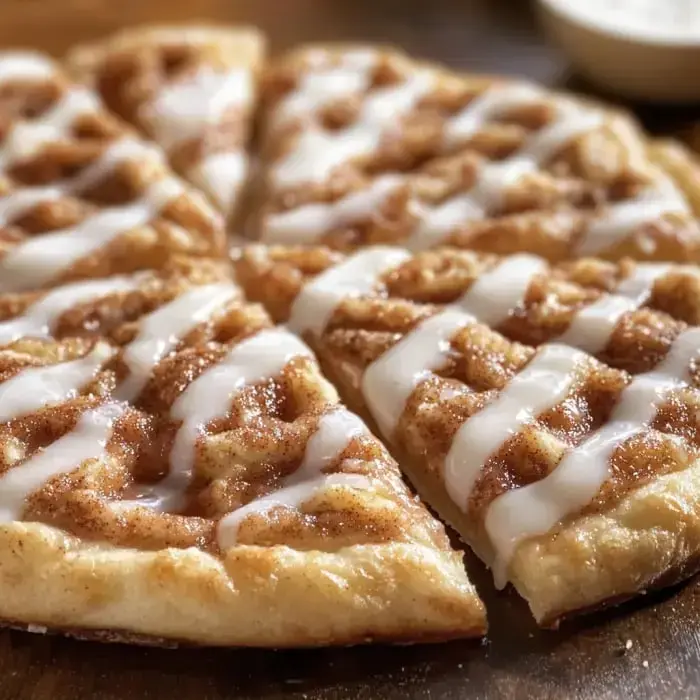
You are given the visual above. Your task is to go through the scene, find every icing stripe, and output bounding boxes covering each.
[274,50,376,126]
[444,83,544,147]
[146,69,251,149]
[116,283,238,401]
[557,263,673,355]
[558,295,640,355]
[189,151,246,216]
[486,326,700,586]
[263,176,402,244]
[274,70,434,186]
[217,473,370,550]
[0,402,124,522]
[406,87,605,249]
[288,246,411,337]
[363,309,476,436]
[407,194,484,252]
[217,407,370,548]
[456,253,546,327]
[577,177,690,256]
[444,344,584,509]
[0,88,99,170]
[0,176,184,293]
[138,328,312,512]
[0,52,55,83]
[0,342,114,422]
[0,276,138,345]
[0,138,162,228]
[291,408,367,483]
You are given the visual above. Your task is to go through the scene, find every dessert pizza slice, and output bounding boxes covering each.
[0,260,485,646]
[0,50,226,293]
[252,43,700,262]
[67,24,265,224]
[234,243,700,625]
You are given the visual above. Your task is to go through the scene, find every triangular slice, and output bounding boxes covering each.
[0,261,485,646]
[0,50,226,292]
[67,24,265,225]
[234,243,700,626]
[251,43,700,262]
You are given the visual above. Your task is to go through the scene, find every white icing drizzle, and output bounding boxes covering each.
[363,309,476,436]
[558,294,640,355]
[406,194,485,252]
[0,87,100,170]
[0,186,63,227]
[0,342,114,422]
[116,283,238,401]
[288,246,411,337]
[486,325,700,586]
[0,52,55,84]
[217,407,370,548]
[0,138,161,228]
[358,252,544,435]
[293,408,367,482]
[407,88,605,249]
[577,176,690,256]
[444,83,544,148]
[444,344,584,509]
[144,67,251,216]
[0,275,138,345]
[262,175,402,244]
[0,402,124,522]
[136,328,312,512]
[274,70,434,186]
[146,69,251,149]
[217,473,370,550]
[189,151,246,216]
[456,253,546,327]
[557,262,672,355]
[0,175,184,293]
[273,50,376,126]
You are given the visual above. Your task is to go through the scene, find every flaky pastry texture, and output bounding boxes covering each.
[234,242,700,625]
[0,261,485,646]
[67,24,265,222]
[250,43,700,264]
[0,50,227,293]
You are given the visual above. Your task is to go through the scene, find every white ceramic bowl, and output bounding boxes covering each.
[537,0,700,102]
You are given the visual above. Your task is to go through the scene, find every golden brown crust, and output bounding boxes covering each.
[0,257,485,644]
[235,242,700,625]
[0,521,485,646]
[511,461,700,626]
[252,43,700,263]
[0,53,227,290]
[66,25,266,222]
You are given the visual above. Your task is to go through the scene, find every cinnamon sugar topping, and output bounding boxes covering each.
[239,243,700,586]
[255,46,699,263]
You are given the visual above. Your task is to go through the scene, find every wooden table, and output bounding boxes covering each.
[1,1,700,698]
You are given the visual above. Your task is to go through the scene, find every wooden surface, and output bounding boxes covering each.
[2,1,700,699]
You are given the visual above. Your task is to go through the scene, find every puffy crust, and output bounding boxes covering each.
[648,138,700,217]
[0,521,485,646]
[66,23,266,80]
[305,336,700,629]
[511,459,700,627]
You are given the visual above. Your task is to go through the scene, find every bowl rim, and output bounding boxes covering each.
[537,0,700,49]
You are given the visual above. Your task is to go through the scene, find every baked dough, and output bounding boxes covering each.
[0,259,485,646]
[249,43,700,263]
[67,25,265,224]
[233,243,700,625]
[0,51,226,292]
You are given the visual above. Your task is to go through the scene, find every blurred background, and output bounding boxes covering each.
[0,0,553,72]
[3,0,698,138]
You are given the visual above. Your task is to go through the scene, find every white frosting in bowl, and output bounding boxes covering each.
[538,0,700,100]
